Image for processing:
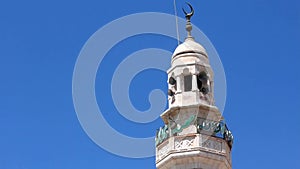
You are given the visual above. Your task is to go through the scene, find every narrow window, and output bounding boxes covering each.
[197,76,202,90]
[184,75,192,91]
[168,77,177,90]
[197,72,210,95]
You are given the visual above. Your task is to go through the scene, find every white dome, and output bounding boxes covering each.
[172,38,207,58]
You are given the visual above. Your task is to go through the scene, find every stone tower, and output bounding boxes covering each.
[155,4,233,169]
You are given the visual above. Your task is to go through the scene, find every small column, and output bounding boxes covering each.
[192,74,198,91]
[176,76,182,93]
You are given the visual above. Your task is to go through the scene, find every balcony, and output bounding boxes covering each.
[155,119,233,152]
[155,133,232,167]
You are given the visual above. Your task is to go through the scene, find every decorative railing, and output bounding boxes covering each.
[156,133,232,163]
[155,115,196,146]
[155,117,233,149]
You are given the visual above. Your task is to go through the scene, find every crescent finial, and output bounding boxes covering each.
[182,2,194,20]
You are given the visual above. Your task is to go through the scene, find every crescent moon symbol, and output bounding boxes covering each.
[182,2,194,18]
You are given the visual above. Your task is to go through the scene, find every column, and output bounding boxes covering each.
[176,76,182,93]
[192,74,198,91]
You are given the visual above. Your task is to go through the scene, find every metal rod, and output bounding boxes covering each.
[173,0,180,45]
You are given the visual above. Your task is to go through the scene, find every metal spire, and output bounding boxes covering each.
[182,2,194,39]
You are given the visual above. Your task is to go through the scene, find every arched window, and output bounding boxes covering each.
[197,72,210,95]
[168,76,177,97]
[168,76,177,90]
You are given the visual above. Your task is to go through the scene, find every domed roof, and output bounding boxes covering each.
[172,38,207,58]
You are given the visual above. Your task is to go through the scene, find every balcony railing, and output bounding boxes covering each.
[155,133,232,164]
[155,117,233,149]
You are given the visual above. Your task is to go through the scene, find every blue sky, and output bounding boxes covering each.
[1,0,300,169]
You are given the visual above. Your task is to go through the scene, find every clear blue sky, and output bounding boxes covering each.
[1,0,300,169]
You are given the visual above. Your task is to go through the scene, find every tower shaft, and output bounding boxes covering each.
[155,3,233,169]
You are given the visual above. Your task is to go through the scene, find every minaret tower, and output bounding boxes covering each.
[155,4,233,169]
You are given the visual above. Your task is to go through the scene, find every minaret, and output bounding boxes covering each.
[155,4,233,169]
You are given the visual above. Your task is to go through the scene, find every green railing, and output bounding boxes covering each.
[155,117,233,148]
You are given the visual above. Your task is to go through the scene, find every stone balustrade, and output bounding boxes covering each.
[156,133,231,164]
